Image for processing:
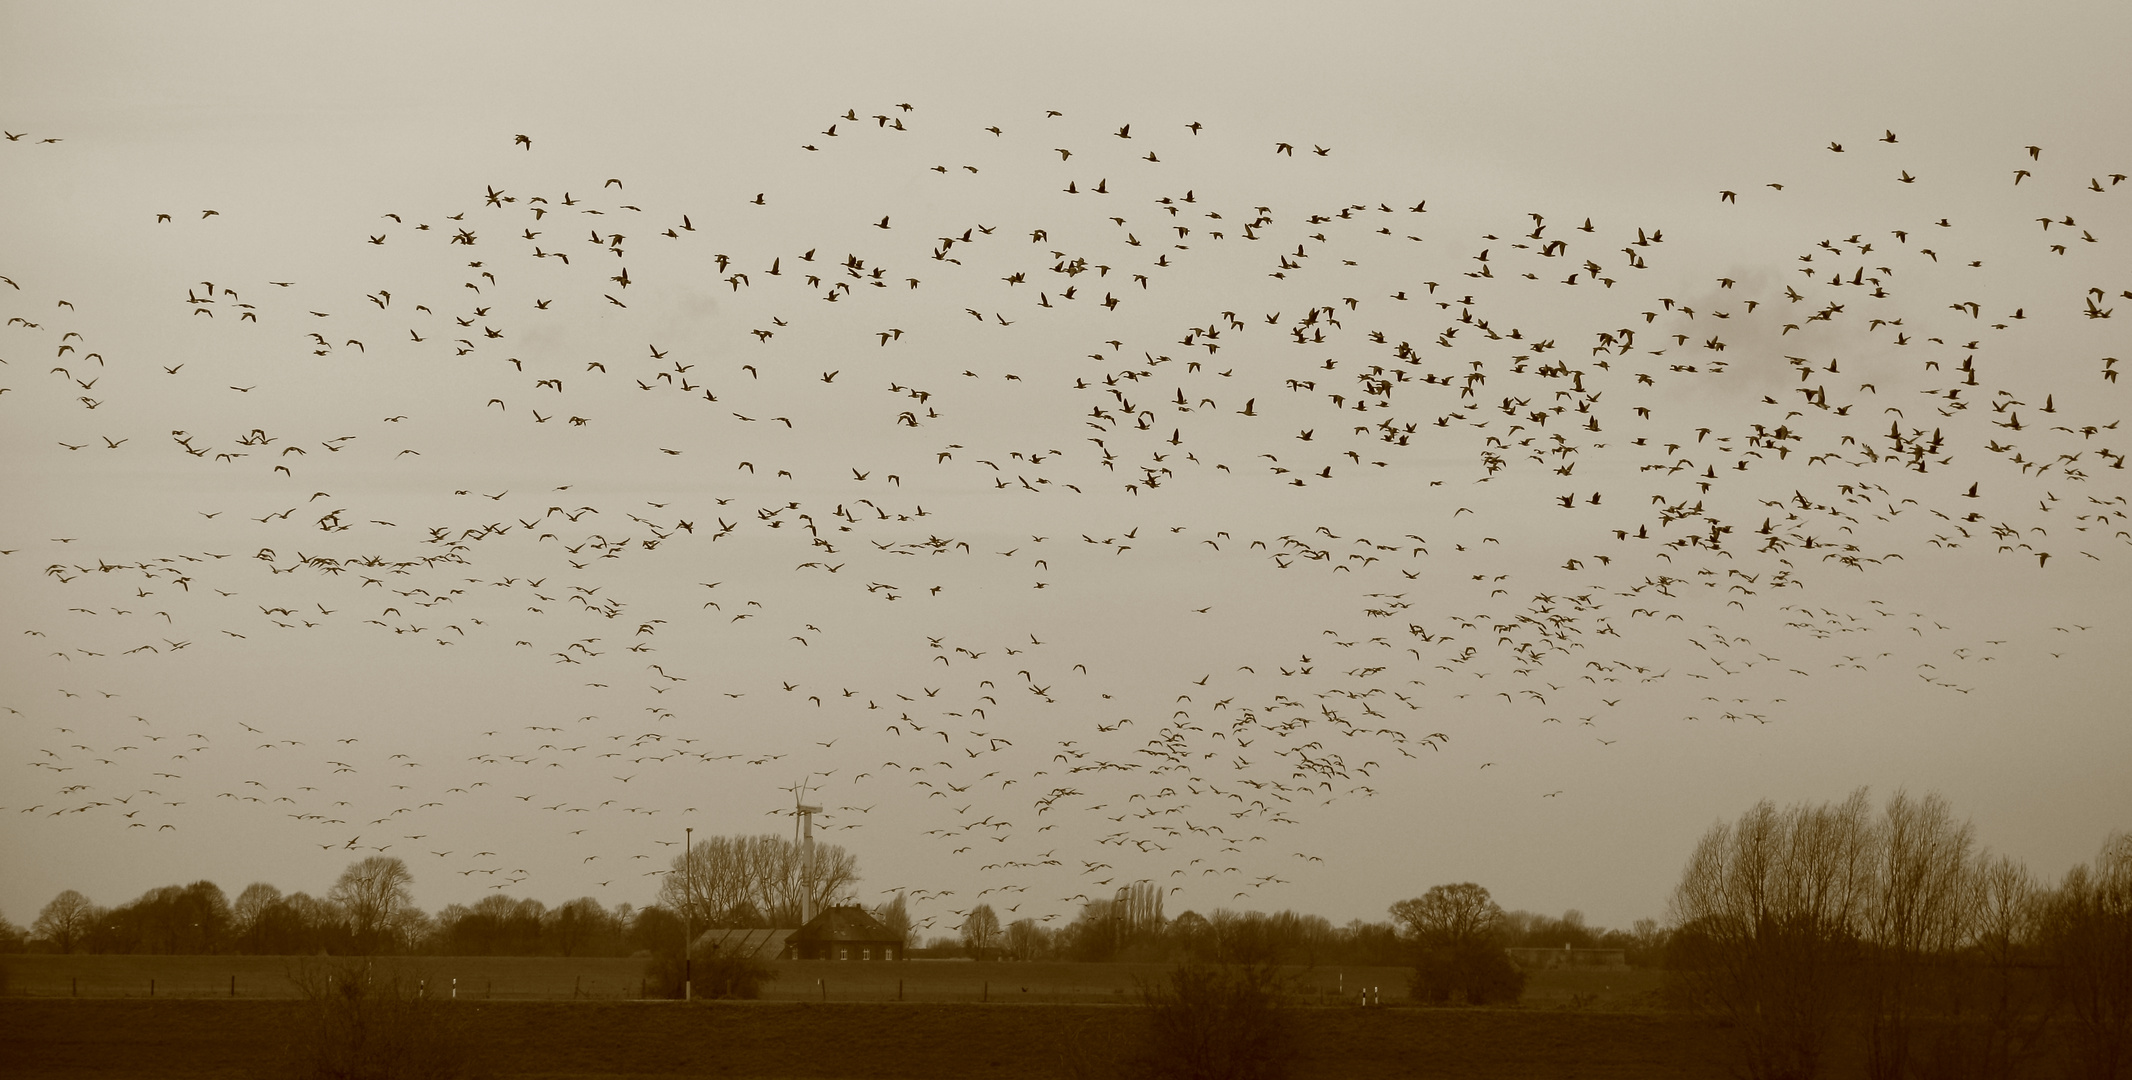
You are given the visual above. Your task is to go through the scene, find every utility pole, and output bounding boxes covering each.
[683,825,692,1001]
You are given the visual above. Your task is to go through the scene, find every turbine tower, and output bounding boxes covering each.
[786,777,822,925]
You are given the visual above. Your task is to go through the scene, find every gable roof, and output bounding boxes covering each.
[787,904,897,943]
[693,927,792,958]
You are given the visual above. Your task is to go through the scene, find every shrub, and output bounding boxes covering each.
[285,957,477,1080]
[641,948,775,1000]
[1127,961,1297,1080]
[1410,943,1526,1005]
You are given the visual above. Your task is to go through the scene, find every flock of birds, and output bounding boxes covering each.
[2,107,2125,931]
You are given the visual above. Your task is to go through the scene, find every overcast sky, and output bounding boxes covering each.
[4,2,2130,937]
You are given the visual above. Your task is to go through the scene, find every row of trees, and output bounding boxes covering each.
[1668,789,2132,1080]
[941,900,1412,965]
[2,856,692,958]
[13,818,1657,971]
[3,834,862,958]
[5,865,1638,972]
[0,871,1629,974]
[937,887,1615,985]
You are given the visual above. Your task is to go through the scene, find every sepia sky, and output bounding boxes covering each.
[3,1,2130,938]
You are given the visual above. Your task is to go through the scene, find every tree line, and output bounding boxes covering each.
[0,866,1637,972]
[5,856,664,958]
[1,834,857,960]
[1666,789,2132,1080]
[934,891,1661,973]
[5,789,2124,1080]
[3,827,1653,969]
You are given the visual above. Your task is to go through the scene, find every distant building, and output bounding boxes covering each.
[1506,946,1628,970]
[784,904,904,961]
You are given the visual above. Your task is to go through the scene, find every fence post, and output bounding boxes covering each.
[983,981,988,1003]
[898,978,903,1002]
[150,978,155,998]
[72,976,77,998]
[230,975,236,998]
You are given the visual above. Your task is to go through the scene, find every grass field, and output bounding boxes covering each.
[0,953,1662,1008]
[0,998,1740,1080]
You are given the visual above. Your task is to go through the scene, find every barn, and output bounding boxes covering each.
[783,904,904,961]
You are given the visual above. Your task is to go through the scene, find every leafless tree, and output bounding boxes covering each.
[1131,960,1296,1080]
[1004,916,1049,960]
[961,903,1002,959]
[285,892,342,939]
[872,891,914,949]
[1391,883,1504,949]
[1860,790,1977,1080]
[658,833,858,926]
[231,882,282,941]
[544,897,609,957]
[2044,832,2132,1080]
[1667,789,1875,1080]
[1391,882,1523,1004]
[327,856,415,954]
[1963,852,2052,1080]
[32,889,96,954]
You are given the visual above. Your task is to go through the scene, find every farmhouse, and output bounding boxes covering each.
[783,904,904,961]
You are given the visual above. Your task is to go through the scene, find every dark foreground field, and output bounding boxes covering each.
[0,998,1738,1080]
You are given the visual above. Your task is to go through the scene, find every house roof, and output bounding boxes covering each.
[787,904,898,943]
[692,927,792,958]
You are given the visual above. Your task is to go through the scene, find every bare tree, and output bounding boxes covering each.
[1391,883,1523,1004]
[1667,789,1875,1080]
[231,882,282,945]
[961,903,1001,959]
[872,891,914,950]
[1860,790,1977,1080]
[660,834,754,924]
[2044,832,2132,1080]
[545,897,612,957]
[327,856,415,954]
[1966,852,2051,1080]
[32,889,96,954]
[1004,917,1050,961]
[286,892,343,949]
[1131,960,1296,1080]
[1390,883,1504,949]
[658,833,858,927]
